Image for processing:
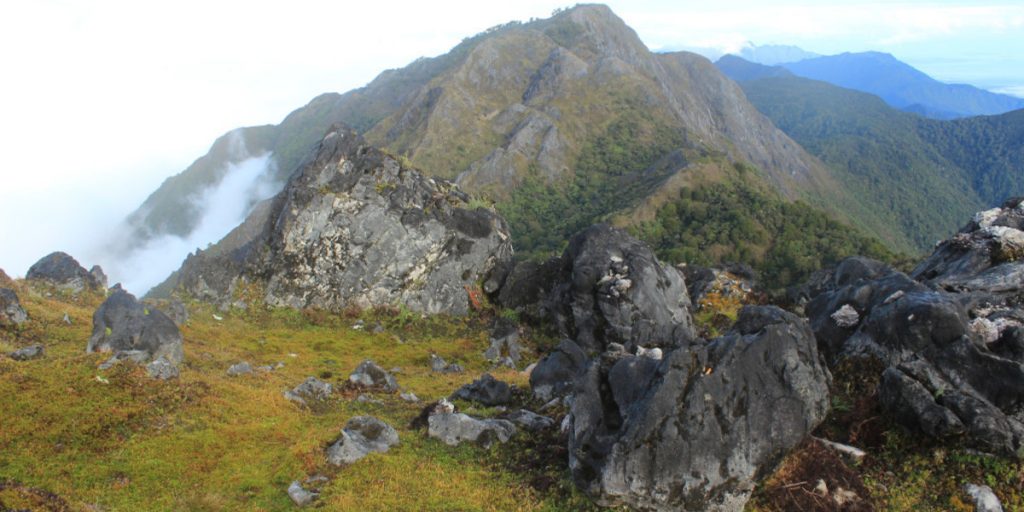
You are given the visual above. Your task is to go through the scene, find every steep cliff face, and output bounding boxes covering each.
[165,126,512,315]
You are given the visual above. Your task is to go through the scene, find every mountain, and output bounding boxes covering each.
[714,55,793,82]
[736,43,819,65]
[123,4,904,287]
[716,57,1024,250]
[781,52,1024,119]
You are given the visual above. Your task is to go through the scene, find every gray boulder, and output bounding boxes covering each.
[87,289,184,367]
[451,373,512,406]
[964,483,1004,512]
[428,413,517,448]
[227,361,254,376]
[804,212,1024,457]
[484,318,523,368]
[504,409,555,431]
[9,344,44,361]
[287,481,318,507]
[146,357,179,380]
[167,125,513,316]
[0,288,28,327]
[285,377,333,406]
[326,416,400,465]
[569,306,831,511]
[529,339,587,401]
[26,252,103,292]
[349,360,398,392]
[546,224,695,354]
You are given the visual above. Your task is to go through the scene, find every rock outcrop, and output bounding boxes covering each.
[26,252,105,292]
[0,288,28,327]
[804,199,1024,457]
[87,289,184,369]
[569,306,831,511]
[168,125,513,316]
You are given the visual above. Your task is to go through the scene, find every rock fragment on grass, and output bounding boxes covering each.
[9,344,44,361]
[428,413,516,448]
[227,361,253,376]
[326,416,399,465]
[349,360,398,392]
[287,481,318,507]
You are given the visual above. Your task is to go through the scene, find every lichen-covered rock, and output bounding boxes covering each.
[26,252,104,292]
[546,224,695,354]
[146,357,179,380]
[168,125,513,316]
[349,360,398,392]
[0,288,28,327]
[803,203,1024,457]
[569,306,831,511]
[87,289,184,367]
[326,416,399,465]
[284,377,333,406]
[227,361,253,376]
[428,413,517,448]
[451,373,512,406]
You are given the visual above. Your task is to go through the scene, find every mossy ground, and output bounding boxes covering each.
[0,281,593,511]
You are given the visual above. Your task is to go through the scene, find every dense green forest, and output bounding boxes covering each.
[632,170,894,289]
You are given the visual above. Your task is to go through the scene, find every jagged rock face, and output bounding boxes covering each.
[546,224,695,354]
[0,288,28,327]
[26,252,104,292]
[87,289,184,366]
[569,306,831,511]
[804,203,1024,457]
[170,126,513,316]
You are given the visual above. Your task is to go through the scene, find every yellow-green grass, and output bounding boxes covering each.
[0,281,586,511]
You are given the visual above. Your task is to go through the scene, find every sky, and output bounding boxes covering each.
[1,0,1022,289]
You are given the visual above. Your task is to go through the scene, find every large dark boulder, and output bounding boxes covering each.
[803,201,1024,456]
[87,289,184,366]
[0,288,28,327]
[529,338,587,401]
[166,125,513,316]
[569,306,831,511]
[451,373,512,406]
[546,224,696,354]
[26,252,104,292]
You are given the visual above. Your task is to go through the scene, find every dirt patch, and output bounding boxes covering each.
[754,439,874,512]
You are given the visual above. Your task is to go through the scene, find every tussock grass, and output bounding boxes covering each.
[0,282,578,511]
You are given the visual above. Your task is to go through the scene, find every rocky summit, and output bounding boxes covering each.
[166,125,512,315]
[26,252,106,292]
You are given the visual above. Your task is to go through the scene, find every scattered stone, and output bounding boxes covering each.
[429,353,464,373]
[484,318,524,368]
[0,288,28,327]
[830,304,860,328]
[287,481,318,507]
[400,392,420,403]
[428,413,516,448]
[326,416,400,465]
[451,373,512,406]
[529,339,587,401]
[9,344,44,361]
[349,360,398,392]
[227,362,253,376]
[356,394,383,405]
[26,252,104,292]
[284,377,333,406]
[62,312,71,325]
[146,357,179,380]
[503,409,555,431]
[569,306,831,511]
[87,289,184,367]
[964,483,1004,512]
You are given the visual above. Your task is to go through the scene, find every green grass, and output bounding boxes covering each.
[0,282,590,511]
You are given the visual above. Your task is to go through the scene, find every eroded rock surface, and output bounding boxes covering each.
[569,306,831,511]
[87,289,184,369]
[0,288,28,327]
[169,125,513,316]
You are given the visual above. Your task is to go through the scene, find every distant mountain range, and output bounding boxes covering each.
[726,48,1024,119]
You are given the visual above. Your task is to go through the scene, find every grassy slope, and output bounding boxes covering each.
[0,283,595,512]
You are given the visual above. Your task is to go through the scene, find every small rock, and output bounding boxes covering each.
[831,304,860,328]
[813,479,828,497]
[285,377,333,406]
[428,413,516,448]
[63,312,71,325]
[504,409,555,431]
[287,481,318,507]
[349,360,399,392]
[356,394,384,405]
[400,392,420,402]
[964,483,1004,512]
[429,353,464,373]
[451,373,512,406]
[484,318,523,368]
[326,416,400,465]
[833,487,860,507]
[146,357,179,380]
[635,345,663,360]
[0,288,28,327]
[227,361,253,376]
[9,344,44,361]
[372,323,385,334]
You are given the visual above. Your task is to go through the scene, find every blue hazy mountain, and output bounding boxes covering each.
[737,43,820,65]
